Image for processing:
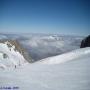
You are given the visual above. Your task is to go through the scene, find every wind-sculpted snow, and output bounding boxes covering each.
[39,47,90,64]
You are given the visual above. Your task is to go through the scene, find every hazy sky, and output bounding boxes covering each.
[0,0,90,35]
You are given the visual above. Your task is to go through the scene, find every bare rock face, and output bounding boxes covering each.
[80,35,90,48]
[0,39,33,63]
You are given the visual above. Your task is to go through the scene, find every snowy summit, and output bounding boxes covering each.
[0,40,27,69]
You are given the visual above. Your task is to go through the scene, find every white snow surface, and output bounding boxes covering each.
[39,47,90,65]
[0,41,26,69]
[0,48,90,90]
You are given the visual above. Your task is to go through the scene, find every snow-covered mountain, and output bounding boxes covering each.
[0,47,90,90]
[0,33,89,90]
[0,40,29,69]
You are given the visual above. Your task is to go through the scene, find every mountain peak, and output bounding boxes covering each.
[0,39,32,69]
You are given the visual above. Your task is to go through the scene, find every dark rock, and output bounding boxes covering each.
[80,35,90,48]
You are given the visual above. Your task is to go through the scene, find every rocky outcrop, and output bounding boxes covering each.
[80,35,90,48]
[0,39,33,63]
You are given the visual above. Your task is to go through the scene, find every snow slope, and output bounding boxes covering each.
[0,48,90,90]
[39,47,90,65]
[0,41,26,69]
